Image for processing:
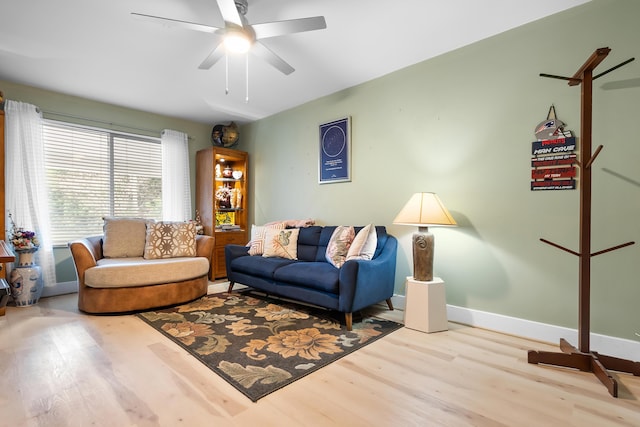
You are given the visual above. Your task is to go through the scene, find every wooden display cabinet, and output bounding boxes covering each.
[196,146,248,279]
[1,108,15,316]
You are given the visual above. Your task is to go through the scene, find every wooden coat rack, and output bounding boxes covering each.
[527,47,640,398]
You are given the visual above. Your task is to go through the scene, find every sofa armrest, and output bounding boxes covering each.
[224,244,250,280]
[68,236,103,287]
[195,234,215,263]
[338,235,398,313]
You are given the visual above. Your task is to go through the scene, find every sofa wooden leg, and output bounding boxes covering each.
[345,312,353,331]
[227,282,235,294]
[386,298,394,311]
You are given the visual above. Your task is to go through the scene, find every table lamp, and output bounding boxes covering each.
[393,192,456,281]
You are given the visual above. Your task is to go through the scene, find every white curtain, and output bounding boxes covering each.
[161,129,192,221]
[5,100,56,289]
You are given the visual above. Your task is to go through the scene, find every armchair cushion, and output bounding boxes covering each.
[102,217,149,258]
[85,256,209,288]
[143,221,197,259]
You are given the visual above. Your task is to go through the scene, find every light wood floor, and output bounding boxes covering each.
[1,290,639,427]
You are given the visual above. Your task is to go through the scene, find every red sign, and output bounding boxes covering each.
[531,180,576,190]
[531,154,576,168]
[531,167,576,180]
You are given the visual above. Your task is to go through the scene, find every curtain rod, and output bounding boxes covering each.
[39,109,191,139]
[40,109,161,135]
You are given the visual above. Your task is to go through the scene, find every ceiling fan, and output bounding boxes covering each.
[132,0,326,75]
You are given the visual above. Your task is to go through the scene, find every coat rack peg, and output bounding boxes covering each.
[529,47,639,398]
[539,73,582,84]
[584,144,603,169]
[539,238,580,256]
[591,241,635,257]
[593,57,635,80]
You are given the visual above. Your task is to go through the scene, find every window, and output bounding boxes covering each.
[43,121,162,245]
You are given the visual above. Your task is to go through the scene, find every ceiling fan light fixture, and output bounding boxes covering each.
[224,30,252,54]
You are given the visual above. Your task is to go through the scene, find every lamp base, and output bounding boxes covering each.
[412,227,434,282]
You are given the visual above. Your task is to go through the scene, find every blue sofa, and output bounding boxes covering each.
[225,225,397,330]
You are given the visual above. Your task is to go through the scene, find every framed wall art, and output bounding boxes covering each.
[319,117,351,184]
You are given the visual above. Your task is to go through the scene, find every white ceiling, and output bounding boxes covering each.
[0,0,590,125]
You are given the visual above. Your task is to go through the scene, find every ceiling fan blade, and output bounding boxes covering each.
[216,0,244,27]
[253,16,327,40]
[131,12,223,34]
[199,42,226,70]
[251,42,295,75]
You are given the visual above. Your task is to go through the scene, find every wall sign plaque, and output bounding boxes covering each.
[319,117,351,184]
[530,106,577,191]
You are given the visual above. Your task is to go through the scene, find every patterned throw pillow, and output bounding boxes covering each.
[144,221,197,259]
[262,227,300,260]
[325,226,355,268]
[346,224,377,261]
[103,217,150,258]
[247,223,285,256]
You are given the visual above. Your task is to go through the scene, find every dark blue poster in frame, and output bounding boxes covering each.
[319,117,351,184]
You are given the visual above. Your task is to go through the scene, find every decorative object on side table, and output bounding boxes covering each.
[211,122,239,148]
[7,214,43,307]
[215,186,232,209]
[393,192,456,281]
[193,210,205,235]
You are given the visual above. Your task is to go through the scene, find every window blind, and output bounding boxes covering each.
[43,121,162,245]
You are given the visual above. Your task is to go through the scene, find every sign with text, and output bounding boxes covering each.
[531,136,577,191]
[319,117,351,184]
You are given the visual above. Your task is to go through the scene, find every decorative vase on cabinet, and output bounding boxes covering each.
[196,146,248,279]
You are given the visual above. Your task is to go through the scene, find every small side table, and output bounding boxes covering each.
[0,240,16,317]
[403,276,448,333]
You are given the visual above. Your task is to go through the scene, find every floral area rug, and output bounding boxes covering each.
[136,291,402,402]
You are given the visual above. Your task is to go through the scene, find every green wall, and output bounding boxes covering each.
[2,0,638,341]
[0,80,213,283]
[240,0,640,341]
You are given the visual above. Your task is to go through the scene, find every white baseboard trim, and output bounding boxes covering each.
[392,294,639,361]
[43,284,636,360]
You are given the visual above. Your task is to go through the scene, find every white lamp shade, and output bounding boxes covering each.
[393,192,457,227]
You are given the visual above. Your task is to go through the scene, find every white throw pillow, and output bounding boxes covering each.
[346,224,377,261]
[247,223,285,256]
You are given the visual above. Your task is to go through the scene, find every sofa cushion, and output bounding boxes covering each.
[273,262,340,294]
[313,227,339,262]
[346,223,377,261]
[231,255,296,279]
[85,256,209,288]
[144,221,197,259]
[262,227,299,260]
[371,226,389,258]
[102,217,149,258]
[325,226,355,268]
[247,223,285,256]
[296,226,323,261]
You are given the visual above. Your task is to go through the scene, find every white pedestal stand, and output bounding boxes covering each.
[403,276,448,333]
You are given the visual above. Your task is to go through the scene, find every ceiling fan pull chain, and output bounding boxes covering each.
[225,52,229,95]
[245,53,249,103]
